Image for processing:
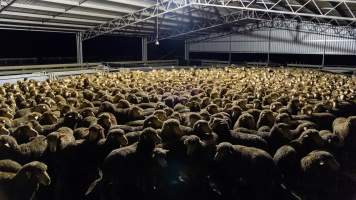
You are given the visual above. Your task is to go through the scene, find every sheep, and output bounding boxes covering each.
[319,130,343,153]
[78,116,97,128]
[31,111,81,136]
[287,99,300,115]
[0,161,51,200]
[213,142,278,200]
[0,67,352,200]
[38,111,58,126]
[115,106,145,124]
[0,117,12,129]
[0,135,47,164]
[300,150,340,199]
[230,130,269,151]
[46,128,75,153]
[290,129,325,157]
[65,126,128,200]
[273,145,300,187]
[256,110,275,129]
[233,113,256,130]
[294,112,336,131]
[160,119,185,146]
[97,112,117,135]
[11,124,39,144]
[0,160,22,174]
[246,108,262,123]
[178,135,216,196]
[99,128,162,199]
[192,120,217,145]
[263,123,293,154]
[143,115,163,129]
[290,121,318,139]
[333,116,356,150]
[54,124,106,200]
[0,125,10,136]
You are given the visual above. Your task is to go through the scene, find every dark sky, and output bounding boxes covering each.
[0,29,355,66]
[0,30,185,65]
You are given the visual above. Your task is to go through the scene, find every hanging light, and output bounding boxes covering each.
[155,0,159,46]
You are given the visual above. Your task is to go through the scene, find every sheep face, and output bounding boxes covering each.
[129,107,144,119]
[183,135,202,156]
[117,99,130,109]
[139,128,162,146]
[0,135,17,150]
[161,119,182,142]
[107,129,128,146]
[143,116,163,129]
[22,161,51,186]
[98,113,112,129]
[320,130,343,149]
[301,105,313,115]
[39,112,58,125]
[298,129,324,148]
[153,110,168,122]
[46,133,59,153]
[193,120,212,133]
[153,148,169,168]
[301,150,340,173]
[206,104,219,115]
[80,108,95,118]
[273,123,293,141]
[275,113,291,124]
[214,142,235,162]
[64,111,81,124]
[88,125,105,142]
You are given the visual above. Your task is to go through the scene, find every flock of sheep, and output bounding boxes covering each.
[0,67,355,200]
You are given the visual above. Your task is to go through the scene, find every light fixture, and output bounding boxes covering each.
[155,0,159,46]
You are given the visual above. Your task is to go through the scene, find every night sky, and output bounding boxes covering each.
[0,29,355,66]
[0,30,184,65]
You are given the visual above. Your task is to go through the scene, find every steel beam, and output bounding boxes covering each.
[153,10,356,43]
[148,10,255,42]
[142,37,148,61]
[0,0,16,12]
[184,40,190,61]
[76,32,83,64]
[82,0,356,41]
[82,0,192,40]
[191,0,356,23]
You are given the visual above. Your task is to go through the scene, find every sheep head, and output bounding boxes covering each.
[19,161,51,186]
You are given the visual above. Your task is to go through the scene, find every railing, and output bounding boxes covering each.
[106,60,179,68]
[0,63,102,76]
[287,64,322,69]
[201,60,230,67]
[0,57,77,66]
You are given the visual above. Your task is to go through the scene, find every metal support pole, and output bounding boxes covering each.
[267,27,271,66]
[228,35,232,64]
[184,40,190,63]
[76,32,83,64]
[322,34,327,68]
[142,37,148,61]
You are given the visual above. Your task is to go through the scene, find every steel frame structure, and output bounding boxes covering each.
[81,0,356,41]
[0,0,16,12]
[82,0,192,40]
